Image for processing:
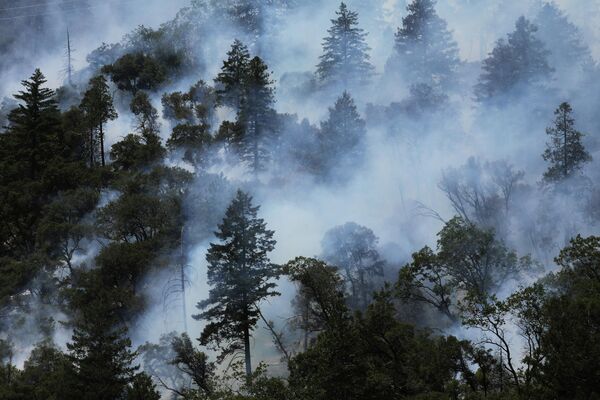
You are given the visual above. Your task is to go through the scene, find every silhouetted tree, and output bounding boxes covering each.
[237,56,277,176]
[215,39,251,110]
[316,2,374,88]
[321,222,384,311]
[542,102,591,182]
[388,0,460,87]
[79,75,117,167]
[475,17,552,102]
[317,92,366,181]
[194,190,279,379]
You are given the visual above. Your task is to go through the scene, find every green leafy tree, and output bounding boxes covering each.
[542,102,591,182]
[285,257,347,350]
[194,190,278,379]
[537,235,600,398]
[79,75,117,167]
[397,217,533,320]
[171,333,215,396]
[102,52,166,94]
[110,93,165,171]
[316,2,374,88]
[166,123,213,167]
[321,222,385,311]
[389,0,460,87]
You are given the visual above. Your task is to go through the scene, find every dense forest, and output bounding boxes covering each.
[1,0,599,399]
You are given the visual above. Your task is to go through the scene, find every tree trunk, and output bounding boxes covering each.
[100,123,105,167]
[89,127,95,167]
[244,322,252,380]
[563,112,568,178]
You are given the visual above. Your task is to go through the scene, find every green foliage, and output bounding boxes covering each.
[79,75,117,167]
[289,291,470,400]
[66,270,138,400]
[102,52,167,94]
[237,56,278,175]
[216,40,251,110]
[397,217,534,320]
[475,17,552,102]
[321,222,384,311]
[316,2,374,88]
[537,235,600,399]
[542,102,591,182]
[194,190,279,377]
[316,92,366,181]
[390,0,460,87]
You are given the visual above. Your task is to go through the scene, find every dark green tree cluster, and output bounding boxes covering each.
[213,40,278,176]
[475,16,552,102]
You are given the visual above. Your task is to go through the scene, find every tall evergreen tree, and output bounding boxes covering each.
[535,3,593,76]
[542,102,591,182]
[67,272,137,400]
[388,0,460,87]
[5,69,62,180]
[0,69,64,258]
[238,56,277,177]
[79,75,117,167]
[215,39,251,110]
[317,92,366,180]
[194,190,278,379]
[316,2,374,89]
[475,16,552,102]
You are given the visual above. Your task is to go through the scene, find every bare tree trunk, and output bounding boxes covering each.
[244,323,252,380]
[100,123,106,167]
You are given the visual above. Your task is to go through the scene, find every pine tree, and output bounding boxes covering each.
[6,69,61,180]
[316,2,374,89]
[79,75,117,167]
[215,39,251,110]
[542,102,591,182]
[475,16,552,102]
[317,92,366,180]
[535,3,593,76]
[389,0,460,87]
[194,190,278,379]
[238,56,277,177]
[67,272,137,400]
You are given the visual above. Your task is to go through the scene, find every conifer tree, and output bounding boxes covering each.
[389,0,460,87]
[79,75,117,167]
[67,272,137,400]
[238,56,277,177]
[316,2,374,89]
[475,17,552,102]
[542,102,591,182]
[317,92,366,180]
[6,69,62,180]
[535,3,592,75]
[215,39,251,110]
[194,190,278,379]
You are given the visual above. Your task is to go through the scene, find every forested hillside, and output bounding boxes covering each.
[1,1,599,399]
